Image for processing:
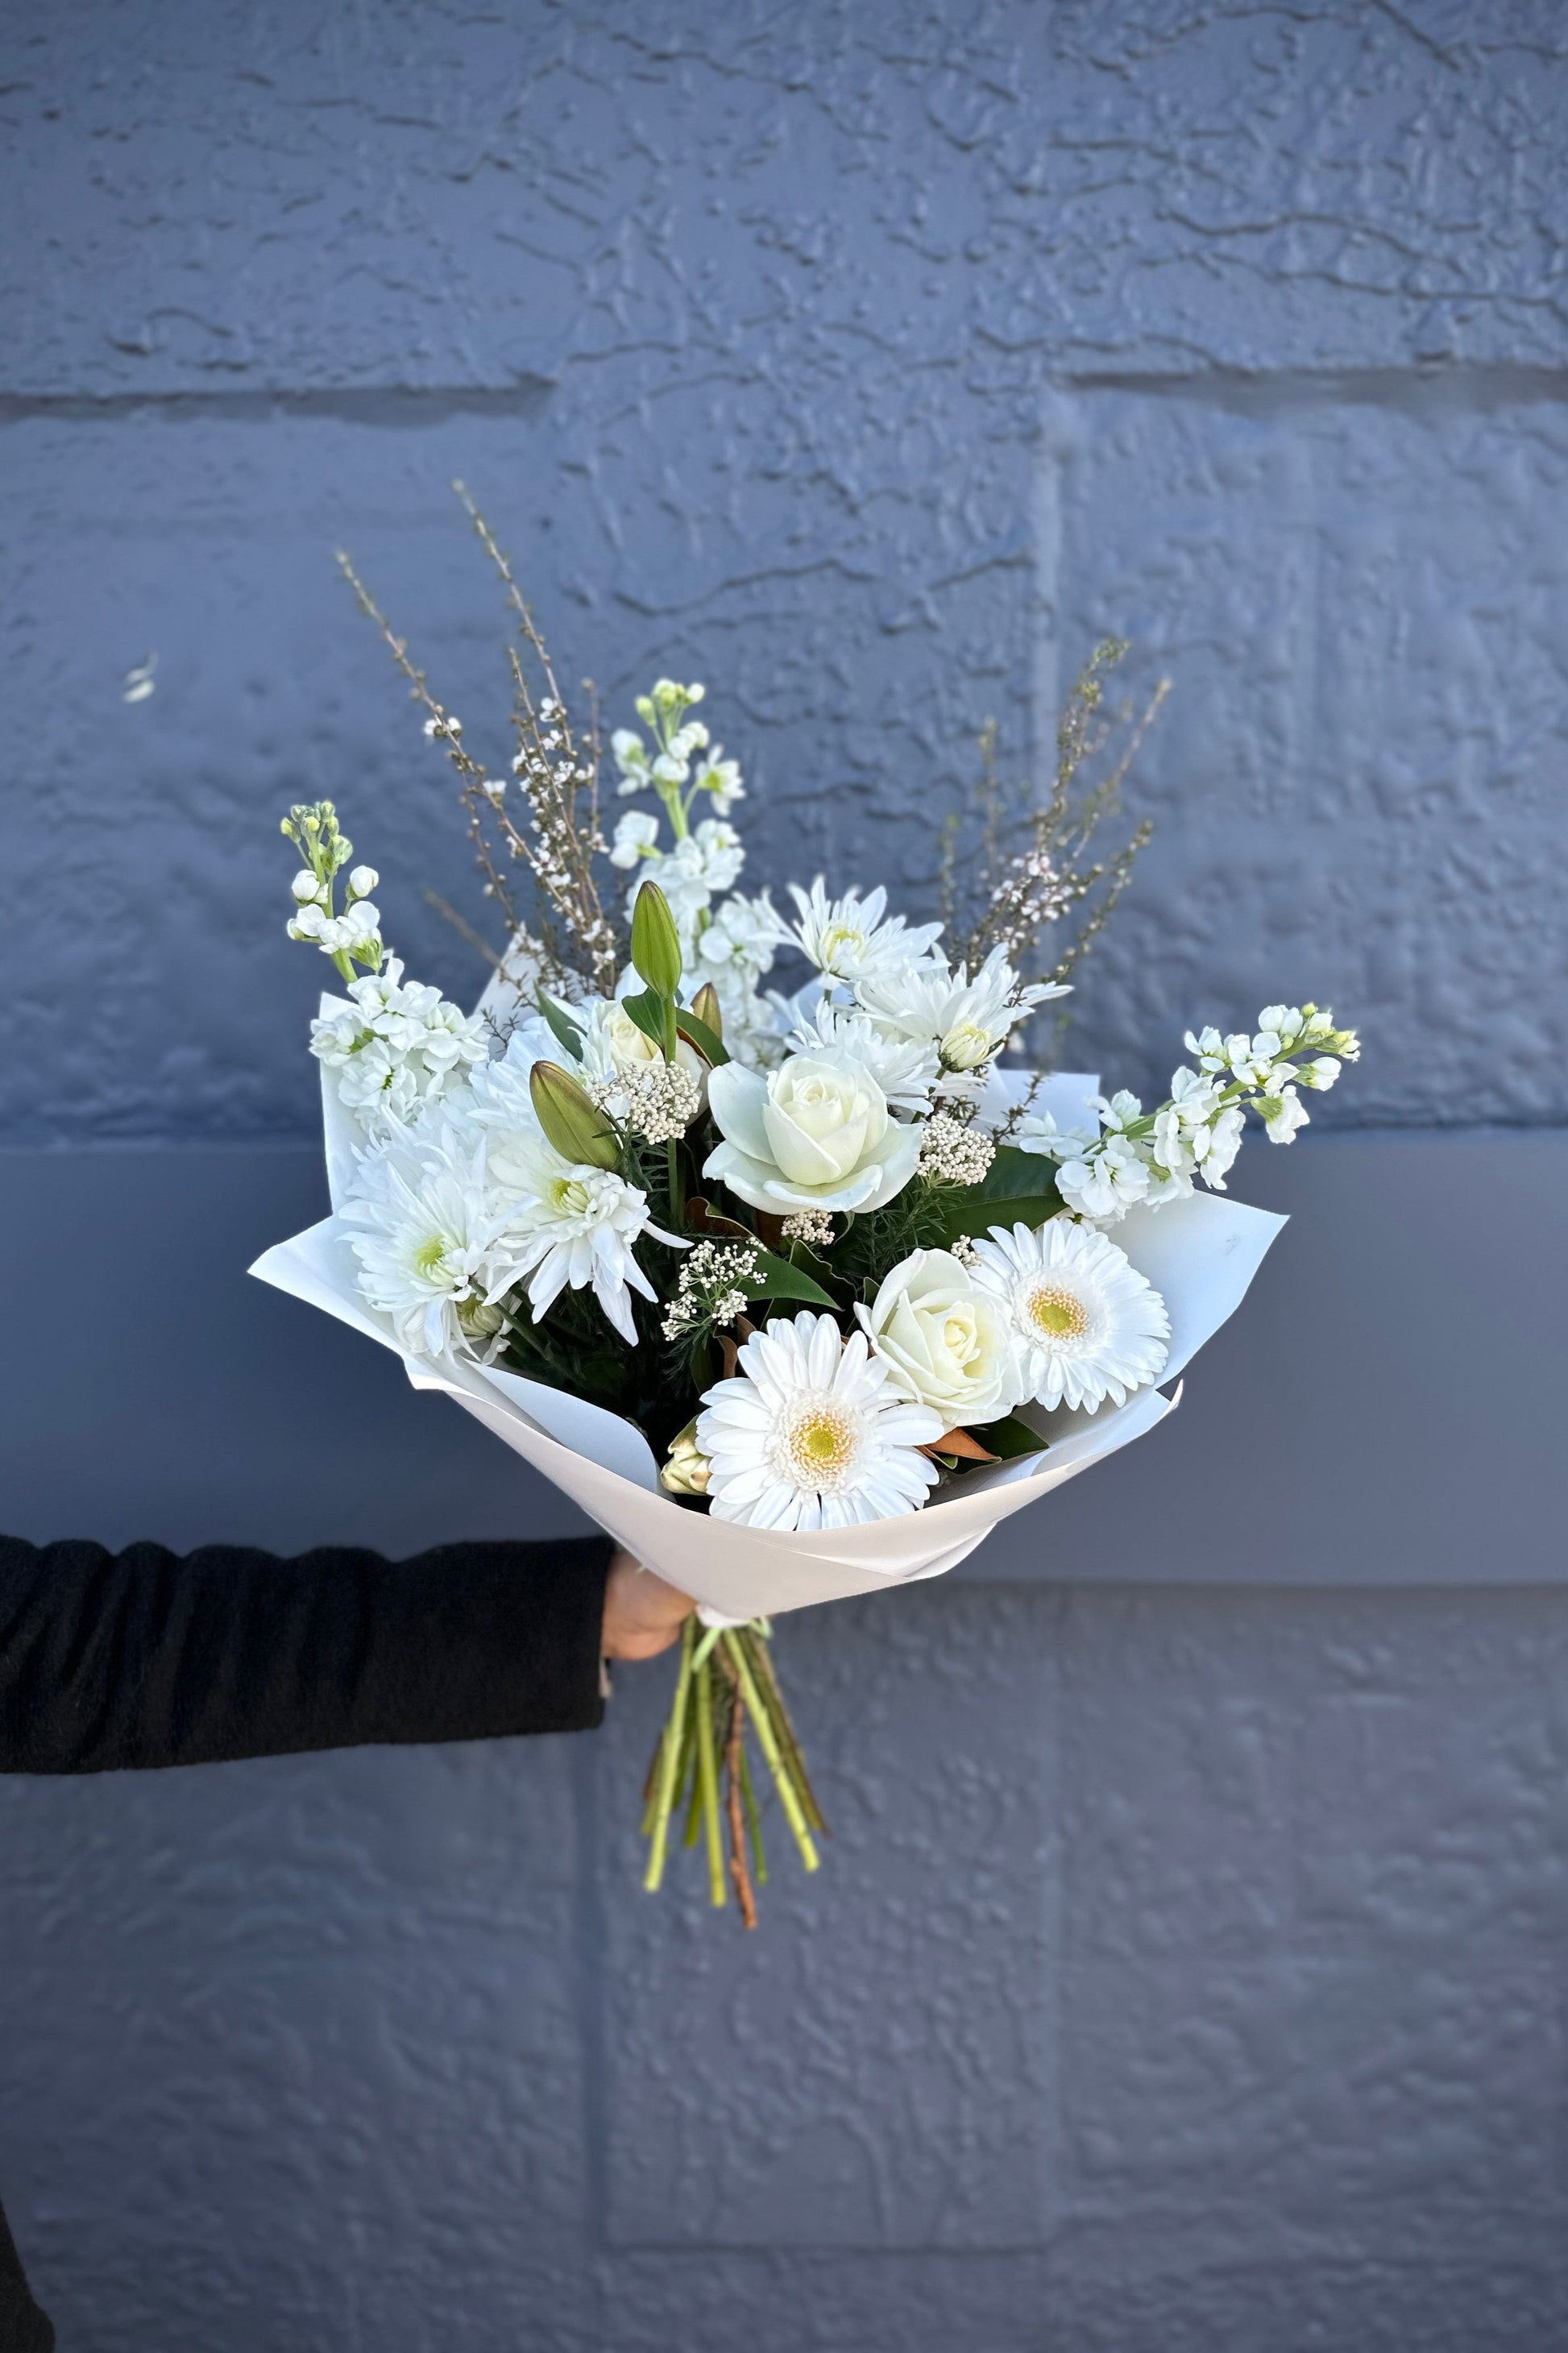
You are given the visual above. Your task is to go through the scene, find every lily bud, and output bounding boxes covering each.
[630,878,683,998]
[690,981,724,1040]
[529,1060,618,1170]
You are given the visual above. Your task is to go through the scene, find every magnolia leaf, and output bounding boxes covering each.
[938,1191,1063,1245]
[964,1413,1049,1462]
[535,988,585,1063]
[972,1144,1064,1203]
[743,1248,836,1309]
[674,1006,730,1066]
[620,988,667,1048]
[685,1195,755,1241]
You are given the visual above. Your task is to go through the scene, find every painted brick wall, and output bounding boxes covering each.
[2,6,1566,2348]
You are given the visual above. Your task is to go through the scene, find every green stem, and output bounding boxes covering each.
[695,1654,726,1907]
[721,1633,819,1873]
[738,1744,768,1886]
[642,1620,695,1893]
[746,1629,828,1836]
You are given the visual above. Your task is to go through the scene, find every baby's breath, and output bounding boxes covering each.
[662,1239,762,1342]
[590,1061,702,1145]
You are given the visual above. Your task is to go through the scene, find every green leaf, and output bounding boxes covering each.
[937,1191,1062,1245]
[535,988,585,1063]
[620,988,667,1048]
[674,1006,730,1066]
[743,1247,836,1310]
[964,1413,1049,1463]
[972,1144,1063,1202]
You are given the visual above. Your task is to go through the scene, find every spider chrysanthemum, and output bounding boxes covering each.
[696,1312,945,1532]
[969,1218,1171,1414]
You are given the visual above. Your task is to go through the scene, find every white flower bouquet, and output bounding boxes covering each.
[253,496,1359,1924]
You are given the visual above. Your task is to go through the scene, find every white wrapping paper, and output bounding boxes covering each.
[251,1042,1284,1621]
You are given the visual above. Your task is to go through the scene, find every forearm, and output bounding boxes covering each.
[0,1532,615,1773]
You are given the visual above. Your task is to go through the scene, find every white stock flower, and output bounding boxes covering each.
[786,998,940,1114]
[1056,1135,1152,1222]
[610,810,660,869]
[695,890,778,988]
[310,959,487,1137]
[783,878,943,990]
[857,944,1064,1089]
[703,1051,922,1214]
[347,865,380,898]
[695,745,745,813]
[1261,1085,1310,1143]
[697,1313,944,1531]
[612,728,653,796]
[970,1218,1170,1414]
[291,869,325,903]
[857,1249,1023,1426]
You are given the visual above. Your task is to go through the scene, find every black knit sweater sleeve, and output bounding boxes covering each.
[0,1532,615,1773]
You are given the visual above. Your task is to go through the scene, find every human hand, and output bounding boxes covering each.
[600,1549,695,1661]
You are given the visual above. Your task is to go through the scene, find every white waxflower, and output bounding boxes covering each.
[704,1050,922,1214]
[857,944,1065,1089]
[610,810,660,869]
[783,878,944,990]
[970,1218,1170,1415]
[786,998,940,1115]
[500,1132,683,1345]
[857,1249,1023,1426]
[697,1312,944,1531]
[342,1128,519,1361]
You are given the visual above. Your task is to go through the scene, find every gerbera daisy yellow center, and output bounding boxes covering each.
[785,1405,856,1479]
[1028,1284,1087,1339]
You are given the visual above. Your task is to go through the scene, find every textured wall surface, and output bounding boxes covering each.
[2,4,1567,2348]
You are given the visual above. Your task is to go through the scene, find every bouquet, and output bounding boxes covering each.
[253,494,1359,1925]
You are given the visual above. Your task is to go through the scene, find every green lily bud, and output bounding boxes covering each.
[529,1060,618,1170]
[630,878,683,999]
[690,981,724,1039]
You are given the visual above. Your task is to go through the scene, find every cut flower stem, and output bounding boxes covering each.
[640,1621,823,1922]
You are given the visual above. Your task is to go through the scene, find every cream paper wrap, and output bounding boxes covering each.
[251,1036,1284,1622]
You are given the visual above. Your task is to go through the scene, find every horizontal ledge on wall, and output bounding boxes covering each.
[0,380,556,429]
[0,1130,1561,1585]
[1057,359,1568,417]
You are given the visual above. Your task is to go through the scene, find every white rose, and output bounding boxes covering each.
[857,1248,1023,1425]
[703,1051,921,1213]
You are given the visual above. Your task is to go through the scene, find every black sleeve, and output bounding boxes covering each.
[0,1532,615,1774]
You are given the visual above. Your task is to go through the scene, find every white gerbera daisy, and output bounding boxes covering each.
[696,1312,945,1531]
[969,1218,1171,1414]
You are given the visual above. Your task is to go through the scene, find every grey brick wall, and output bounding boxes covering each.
[1,6,1565,2347]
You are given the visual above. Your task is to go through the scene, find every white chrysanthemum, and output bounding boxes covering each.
[341,1128,518,1360]
[783,878,943,989]
[501,1133,682,1345]
[969,1218,1170,1414]
[857,944,1065,1093]
[697,1313,944,1531]
[786,998,940,1114]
